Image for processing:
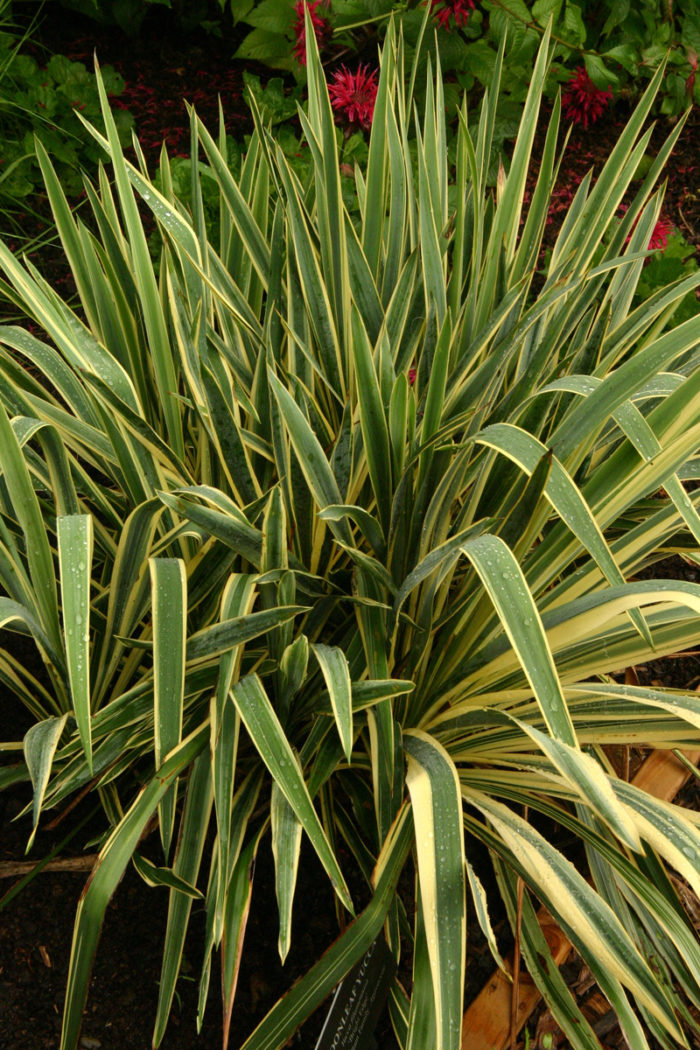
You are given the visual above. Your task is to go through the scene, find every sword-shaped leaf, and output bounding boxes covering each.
[132,853,203,899]
[465,859,509,977]
[404,730,466,1050]
[186,605,306,661]
[153,752,213,1047]
[312,643,353,763]
[150,557,187,860]
[0,401,61,656]
[350,305,392,535]
[211,574,256,937]
[57,515,93,772]
[221,828,266,1050]
[486,708,642,852]
[472,792,683,1044]
[612,779,700,901]
[23,714,69,850]
[267,370,352,547]
[271,780,302,963]
[60,725,209,1050]
[232,673,352,913]
[240,804,412,1050]
[475,422,652,646]
[461,534,577,747]
[494,856,602,1050]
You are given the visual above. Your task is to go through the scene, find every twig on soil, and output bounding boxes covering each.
[0,854,98,878]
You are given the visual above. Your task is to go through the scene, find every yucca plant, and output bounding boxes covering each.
[1,12,700,1050]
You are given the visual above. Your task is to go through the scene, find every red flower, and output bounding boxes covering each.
[328,64,378,130]
[648,215,673,251]
[408,367,417,385]
[293,0,331,67]
[685,49,697,104]
[427,0,475,30]
[561,66,613,129]
[620,205,674,253]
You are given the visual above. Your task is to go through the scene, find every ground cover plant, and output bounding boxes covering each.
[1,11,700,1050]
[23,0,700,121]
[234,0,700,117]
[0,3,132,208]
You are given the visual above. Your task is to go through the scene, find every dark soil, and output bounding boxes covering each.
[0,5,699,1050]
[0,682,500,1050]
[0,770,369,1050]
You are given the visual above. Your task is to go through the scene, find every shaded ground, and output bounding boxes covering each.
[0,5,699,1049]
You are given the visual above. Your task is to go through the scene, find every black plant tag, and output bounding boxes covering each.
[314,938,396,1050]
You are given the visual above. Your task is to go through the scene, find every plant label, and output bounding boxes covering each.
[314,937,396,1050]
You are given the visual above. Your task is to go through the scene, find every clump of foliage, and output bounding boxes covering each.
[1,13,700,1050]
[234,0,700,115]
[41,0,700,118]
[632,226,699,324]
[0,12,132,201]
[51,0,226,36]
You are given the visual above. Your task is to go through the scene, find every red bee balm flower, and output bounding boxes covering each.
[293,0,331,67]
[620,204,674,253]
[428,0,475,30]
[562,66,613,128]
[328,64,379,130]
[648,216,673,251]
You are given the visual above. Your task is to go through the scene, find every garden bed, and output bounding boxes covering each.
[1,5,699,1050]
